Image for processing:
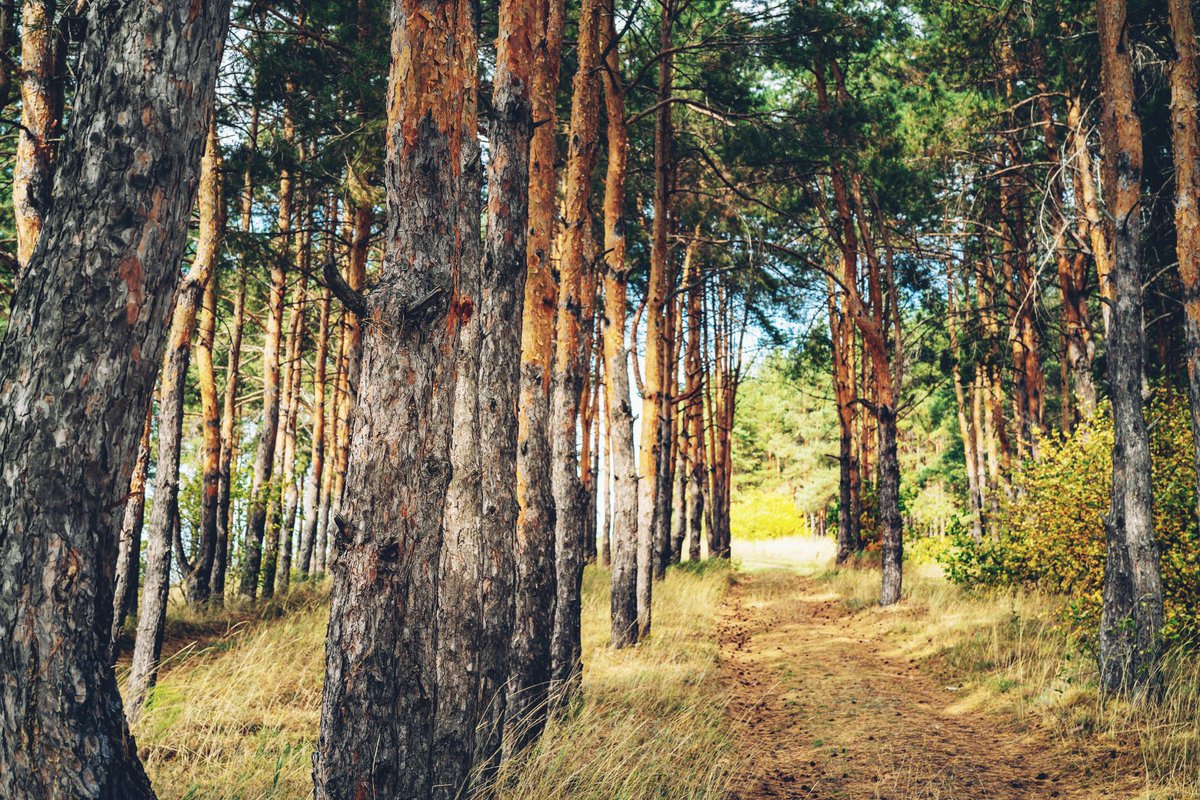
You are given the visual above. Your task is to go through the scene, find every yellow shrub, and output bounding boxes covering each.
[942,391,1200,647]
[730,488,809,540]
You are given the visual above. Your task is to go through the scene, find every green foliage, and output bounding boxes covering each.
[942,392,1200,648]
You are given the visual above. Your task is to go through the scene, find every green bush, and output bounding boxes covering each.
[940,391,1200,648]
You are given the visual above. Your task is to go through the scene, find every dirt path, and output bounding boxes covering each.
[720,570,1144,800]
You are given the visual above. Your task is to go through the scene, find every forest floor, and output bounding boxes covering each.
[122,538,1196,799]
[721,540,1155,800]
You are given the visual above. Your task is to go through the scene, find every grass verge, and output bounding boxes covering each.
[128,563,737,800]
[819,560,1200,800]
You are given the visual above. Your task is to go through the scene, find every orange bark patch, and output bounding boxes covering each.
[118,255,145,325]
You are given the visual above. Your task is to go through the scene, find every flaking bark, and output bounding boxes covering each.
[0,1,230,794]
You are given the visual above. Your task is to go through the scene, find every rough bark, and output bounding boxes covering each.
[828,278,860,563]
[601,2,639,647]
[0,1,229,794]
[0,1,16,115]
[506,0,563,753]
[655,284,680,576]
[1096,0,1163,693]
[1068,94,1114,337]
[324,199,369,563]
[474,0,535,767]
[194,269,221,603]
[316,321,345,578]
[13,0,65,271]
[112,408,153,653]
[127,116,225,718]
[670,241,698,564]
[549,0,601,698]
[1035,70,1094,430]
[1167,0,1200,545]
[312,0,492,794]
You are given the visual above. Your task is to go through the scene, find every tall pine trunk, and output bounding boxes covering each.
[13,0,64,271]
[507,0,564,751]
[1096,0,1163,693]
[684,251,705,561]
[601,1,639,646]
[191,120,225,605]
[312,0,494,793]
[240,96,294,600]
[550,0,601,695]
[473,0,535,766]
[0,0,229,793]
[1167,0,1200,548]
[128,116,224,717]
[274,278,308,596]
[637,0,675,636]
[213,107,258,602]
[300,284,333,578]
[112,408,153,653]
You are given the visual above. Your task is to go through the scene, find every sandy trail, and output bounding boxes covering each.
[720,570,1144,800]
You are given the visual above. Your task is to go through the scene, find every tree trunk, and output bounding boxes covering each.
[828,278,860,563]
[947,264,984,540]
[212,106,258,603]
[0,1,17,116]
[1096,0,1163,693]
[194,270,221,603]
[316,320,345,578]
[0,0,229,793]
[685,251,704,561]
[1167,0,1200,549]
[191,121,225,605]
[127,115,225,717]
[472,0,536,768]
[312,0,493,794]
[1068,93,1114,338]
[877,396,902,605]
[300,284,333,578]
[13,0,65,271]
[1036,73,1095,430]
[657,284,681,573]
[637,0,675,637]
[600,381,613,568]
[670,240,698,564]
[112,407,153,654]
[274,275,308,596]
[507,0,565,751]
[239,101,293,599]
[324,200,370,563]
[600,0,639,648]
[550,0,601,696]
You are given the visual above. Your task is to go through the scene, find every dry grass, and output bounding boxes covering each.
[127,563,737,800]
[125,537,1199,799]
[488,562,737,800]
[122,582,329,799]
[812,550,1200,800]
